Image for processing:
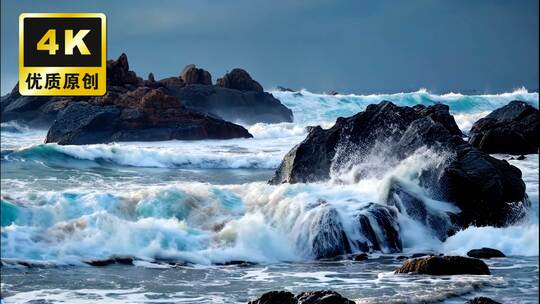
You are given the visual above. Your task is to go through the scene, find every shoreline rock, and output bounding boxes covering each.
[467,248,506,259]
[466,297,502,304]
[469,100,538,154]
[269,101,529,229]
[1,53,293,131]
[248,290,354,304]
[395,256,490,275]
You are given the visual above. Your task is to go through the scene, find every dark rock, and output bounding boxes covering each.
[295,290,355,304]
[465,297,502,304]
[270,101,528,228]
[356,203,402,253]
[276,86,295,92]
[352,253,368,261]
[148,73,155,82]
[180,64,212,85]
[410,252,437,258]
[308,205,351,259]
[248,291,296,304]
[217,68,263,93]
[216,260,257,267]
[516,154,526,160]
[327,91,339,96]
[469,100,538,154]
[45,89,253,145]
[1,53,293,128]
[396,255,408,260]
[467,248,506,259]
[168,84,293,125]
[395,256,490,275]
[84,255,134,266]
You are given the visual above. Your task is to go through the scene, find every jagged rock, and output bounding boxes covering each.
[1,53,293,127]
[304,204,351,259]
[469,100,538,154]
[276,86,295,92]
[106,53,140,86]
[248,291,296,304]
[467,248,506,259]
[465,297,502,304]
[395,256,490,275]
[270,101,528,228]
[217,68,263,92]
[180,64,212,85]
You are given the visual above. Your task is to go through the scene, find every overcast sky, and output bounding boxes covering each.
[1,0,538,95]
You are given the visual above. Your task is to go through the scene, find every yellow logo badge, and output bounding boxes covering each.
[19,13,106,96]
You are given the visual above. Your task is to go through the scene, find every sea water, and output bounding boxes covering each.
[1,88,538,303]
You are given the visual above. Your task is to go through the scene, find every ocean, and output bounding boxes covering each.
[1,88,538,303]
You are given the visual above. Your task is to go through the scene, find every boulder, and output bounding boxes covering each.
[465,297,502,304]
[180,64,212,85]
[466,248,505,259]
[356,203,402,253]
[106,53,140,87]
[270,101,528,228]
[295,290,355,304]
[248,291,296,304]
[395,256,490,275]
[469,100,538,154]
[249,290,354,304]
[217,68,263,93]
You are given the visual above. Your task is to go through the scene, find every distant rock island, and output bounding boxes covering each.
[1,53,293,145]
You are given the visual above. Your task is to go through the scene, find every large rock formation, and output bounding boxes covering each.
[1,53,293,129]
[248,290,354,304]
[270,101,528,228]
[395,256,490,275]
[469,100,538,154]
[45,88,252,145]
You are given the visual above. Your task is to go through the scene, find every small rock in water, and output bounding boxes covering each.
[467,248,506,259]
[248,290,295,304]
[395,256,490,275]
[517,154,526,160]
[84,255,134,267]
[352,253,369,261]
[465,297,502,304]
[396,255,408,260]
[248,290,354,304]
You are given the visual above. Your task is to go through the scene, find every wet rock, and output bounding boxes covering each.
[465,297,502,304]
[180,64,212,86]
[295,290,355,304]
[516,154,526,160]
[248,291,296,304]
[309,206,351,259]
[469,100,538,154]
[467,248,506,259]
[84,255,134,266]
[395,256,490,275]
[276,86,295,92]
[356,203,402,253]
[352,253,369,261]
[217,68,263,93]
[270,101,528,228]
[396,255,408,260]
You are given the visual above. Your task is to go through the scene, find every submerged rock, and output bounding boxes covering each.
[249,290,354,304]
[467,248,506,259]
[469,100,538,154]
[465,297,502,304]
[84,255,134,266]
[270,101,528,228]
[395,256,490,275]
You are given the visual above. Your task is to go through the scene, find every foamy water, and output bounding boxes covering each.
[1,88,538,303]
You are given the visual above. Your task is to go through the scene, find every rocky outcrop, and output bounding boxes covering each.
[395,256,490,275]
[1,53,293,128]
[45,88,253,145]
[180,64,212,85]
[467,248,506,259]
[270,101,528,228]
[248,290,354,304]
[217,68,263,93]
[166,84,293,124]
[465,297,502,304]
[469,100,538,154]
